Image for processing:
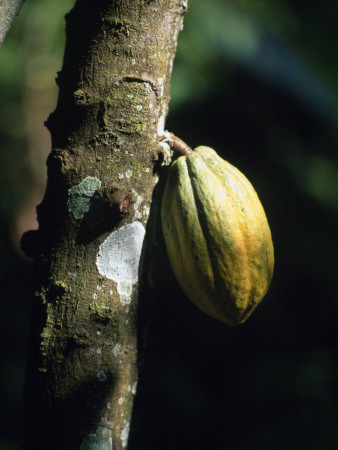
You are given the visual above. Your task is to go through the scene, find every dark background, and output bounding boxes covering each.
[1,1,338,449]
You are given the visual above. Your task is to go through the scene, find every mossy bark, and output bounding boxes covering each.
[23,1,186,448]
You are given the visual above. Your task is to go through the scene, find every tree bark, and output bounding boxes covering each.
[23,0,186,448]
[0,0,25,45]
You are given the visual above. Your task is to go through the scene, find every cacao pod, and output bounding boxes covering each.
[161,146,274,326]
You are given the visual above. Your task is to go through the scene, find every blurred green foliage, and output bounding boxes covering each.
[1,0,338,449]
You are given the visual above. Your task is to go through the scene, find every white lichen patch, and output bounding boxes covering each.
[68,176,101,219]
[157,141,170,154]
[134,195,142,209]
[125,170,133,178]
[96,221,145,286]
[121,422,130,448]
[132,195,143,220]
[131,381,138,395]
[157,111,165,136]
[112,343,123,358]
[120,295,131,306]
[158,77,164,95]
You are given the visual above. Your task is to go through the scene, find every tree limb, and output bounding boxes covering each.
[0,0,25,46]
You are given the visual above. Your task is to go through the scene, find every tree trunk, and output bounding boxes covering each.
[23,0,186,448]
[0,0,25,45]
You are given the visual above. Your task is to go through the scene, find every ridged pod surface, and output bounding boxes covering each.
[161,146,274,326]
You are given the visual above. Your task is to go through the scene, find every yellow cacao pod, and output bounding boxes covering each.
[161,146,274,326]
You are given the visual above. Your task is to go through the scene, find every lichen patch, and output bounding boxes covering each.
[68,176,101,219]
[81,423,113,449]
[121,422,130,448]
[96,221,145,285]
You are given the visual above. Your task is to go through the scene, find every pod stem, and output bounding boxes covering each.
[167,133,192,156]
